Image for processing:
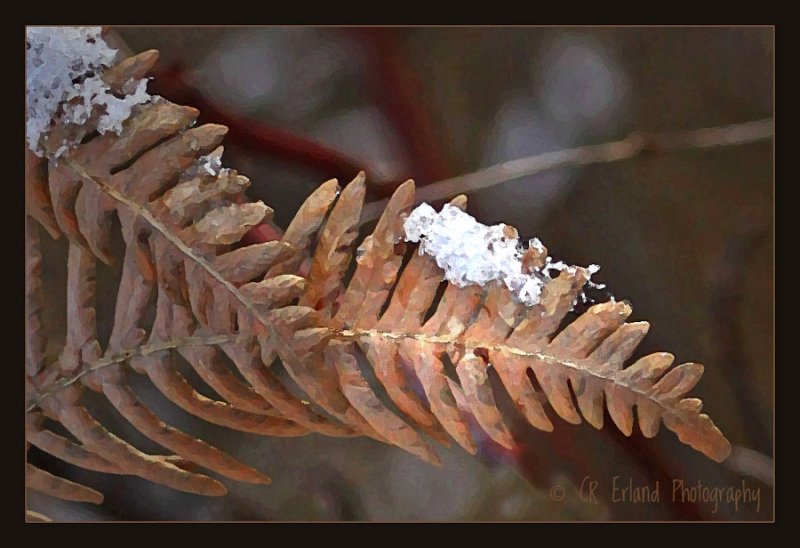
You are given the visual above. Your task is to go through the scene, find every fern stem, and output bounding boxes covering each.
[360,118,774,224]
[25,334,235,412]
[334,327,680,419]
[58,158,337,430]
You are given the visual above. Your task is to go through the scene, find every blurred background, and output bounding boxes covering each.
[27,26,773,521]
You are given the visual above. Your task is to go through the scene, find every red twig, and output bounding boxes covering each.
[350,28,452,192]
[150,63,374,246]
[149,64,368,182]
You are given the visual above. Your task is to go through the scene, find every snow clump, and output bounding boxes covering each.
[404,202,607,307]
[26,26,153,158]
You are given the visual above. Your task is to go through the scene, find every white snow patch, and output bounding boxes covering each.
[404,202,608,307]
[197,153,223,176]
[530,237,546,255]
[26,26,153,158]
[190,150,232,181]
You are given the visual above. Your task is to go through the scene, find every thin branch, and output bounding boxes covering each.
[710,226,772,454]
[725,445,774,488]
[360,118,774,224]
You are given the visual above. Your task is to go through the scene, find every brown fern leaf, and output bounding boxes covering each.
[25,50,356,512]
[25,46,731,519]
[291,178,732,464]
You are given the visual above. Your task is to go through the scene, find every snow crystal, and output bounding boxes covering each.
[198,153,223,176]
[190,149,233,181]
[26,26,153,158]
[529,237,546,255]
[403,203,438,243]
[404,202,608,307]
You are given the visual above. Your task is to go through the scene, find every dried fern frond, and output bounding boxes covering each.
[25,46,731,520]
[292,177,731,464]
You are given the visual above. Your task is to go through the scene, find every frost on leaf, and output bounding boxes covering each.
[404,202,607,307]
[25,26,153,158]
[196,151,226,177]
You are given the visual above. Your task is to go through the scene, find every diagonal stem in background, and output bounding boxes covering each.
[359,118,774,224]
